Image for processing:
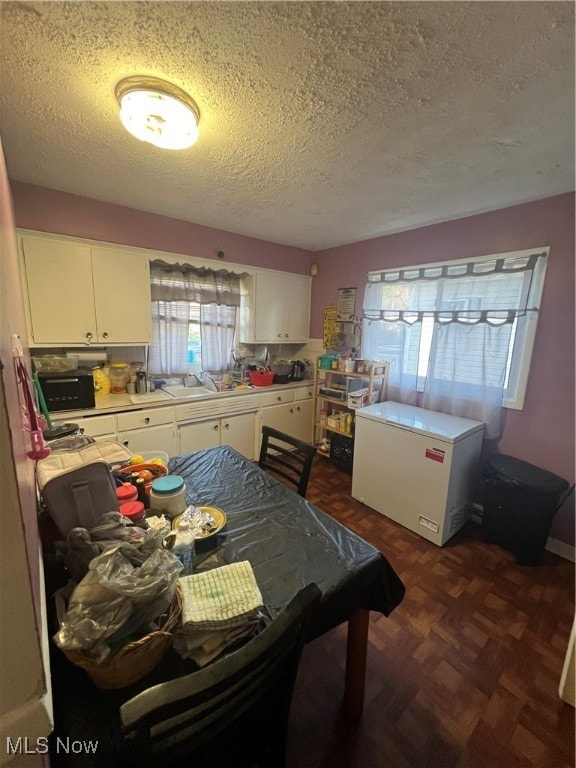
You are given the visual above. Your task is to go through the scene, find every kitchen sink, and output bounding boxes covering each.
[162,385,214,399]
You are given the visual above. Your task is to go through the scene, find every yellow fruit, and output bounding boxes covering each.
[150,457,166,467]
[130,454,145,465]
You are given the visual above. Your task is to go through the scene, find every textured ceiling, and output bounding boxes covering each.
[0,1,574,251]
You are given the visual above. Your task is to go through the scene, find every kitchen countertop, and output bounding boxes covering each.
[51,380,314,420]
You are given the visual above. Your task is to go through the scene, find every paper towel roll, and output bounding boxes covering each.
[66,350,107,363]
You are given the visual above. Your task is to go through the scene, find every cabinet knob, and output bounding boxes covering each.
[223,422,230,429]
[102,331,109,339]
[85,331,93,344]
[213,424,219,431]
[277,333,283,338]
[144,417,150,424]
[122,440,129,447]
[289,408,294,413]
[284,334,289,338]
[277,396,282,401]
[296,406,301,412]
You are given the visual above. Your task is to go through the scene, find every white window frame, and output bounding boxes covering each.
[499,247,548,409]
[365,247,549,411]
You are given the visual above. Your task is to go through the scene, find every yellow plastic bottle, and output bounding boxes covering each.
[92,365,110,396]
[345,413,353,435]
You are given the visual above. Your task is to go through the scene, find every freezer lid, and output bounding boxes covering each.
[354,401,485,442]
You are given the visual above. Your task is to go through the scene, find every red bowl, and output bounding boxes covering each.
[249,371,275,387]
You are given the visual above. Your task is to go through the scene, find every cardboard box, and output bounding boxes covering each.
[347,387,379,409]
[347,388,369,409]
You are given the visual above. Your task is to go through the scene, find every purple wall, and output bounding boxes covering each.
[312,193,575,545]
[10,182,312,275]
[10,181,574,546]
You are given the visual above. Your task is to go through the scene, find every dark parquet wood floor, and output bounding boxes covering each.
[286,457,575,768]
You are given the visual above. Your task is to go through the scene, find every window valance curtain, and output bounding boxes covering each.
[150,260,246,306]
[148,261,247,376]
[363,253,546,324]
[362,251,547,438]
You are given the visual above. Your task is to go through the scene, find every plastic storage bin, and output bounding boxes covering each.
[482,454,571,565]
[149,475,187,519]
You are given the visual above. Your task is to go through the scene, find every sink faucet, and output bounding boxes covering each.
[185,373,201,387]
[199,371,219,392]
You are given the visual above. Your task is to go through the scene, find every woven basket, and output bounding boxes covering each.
[61,586,182,689]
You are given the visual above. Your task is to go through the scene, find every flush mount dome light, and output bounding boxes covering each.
[115,76,200,150]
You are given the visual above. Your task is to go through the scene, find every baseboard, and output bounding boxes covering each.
[545,537,576,563]
[471,504,575,563]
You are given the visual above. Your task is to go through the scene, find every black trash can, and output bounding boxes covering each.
[482,454,570,566]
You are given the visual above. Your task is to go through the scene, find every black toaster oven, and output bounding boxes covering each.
[38,367,95,412]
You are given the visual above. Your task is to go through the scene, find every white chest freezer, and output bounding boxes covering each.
[351,402,485,546]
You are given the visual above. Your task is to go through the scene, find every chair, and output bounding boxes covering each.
[120,583,321,768]
[258,426,316,497]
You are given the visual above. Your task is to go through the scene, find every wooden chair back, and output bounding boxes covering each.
[121,583,321,768]
[258,425,316,497]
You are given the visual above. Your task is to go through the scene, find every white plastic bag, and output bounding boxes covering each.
[54,547,182,663]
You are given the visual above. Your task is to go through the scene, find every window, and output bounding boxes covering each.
[148,261,245,376]
[362,248,548,437]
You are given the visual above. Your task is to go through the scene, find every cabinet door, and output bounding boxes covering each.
[261,402,296,436]
[91,247,152,344]
[21,236,96,344]
[292,398,314,443]
[254,273,286,342]
[221,412,256,460]
[250,273,311,343]
[118,424,175,455]
[178,420,221,454]
[282,275,311,342]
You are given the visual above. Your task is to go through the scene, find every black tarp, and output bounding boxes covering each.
[48,445,404,767]
[169,446,405,640]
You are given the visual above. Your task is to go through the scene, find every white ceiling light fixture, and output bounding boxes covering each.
[115,76,200,150]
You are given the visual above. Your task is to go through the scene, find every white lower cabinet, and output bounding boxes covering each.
[178,412,256,460]
[261,396,314,443]
[292,398,314,443]
[69,388,313,460]
[117,424,176,455]
[116,408,176,455]
[77,414,117,443]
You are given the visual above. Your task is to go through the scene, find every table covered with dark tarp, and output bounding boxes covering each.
[48,445,404,767]
[170,446,404,638]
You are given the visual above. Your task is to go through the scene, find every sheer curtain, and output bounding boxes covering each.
[148,260,246,376]
[362,251,547,438]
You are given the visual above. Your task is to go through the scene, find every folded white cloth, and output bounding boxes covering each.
[174,561,264,666]
[178,561,263,631]
[173,620,260,666]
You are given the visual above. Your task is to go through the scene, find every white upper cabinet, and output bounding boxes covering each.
[91,246,151,344]
[21,236,95,345]
[20,233,152,346]
[239,272,310,344]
